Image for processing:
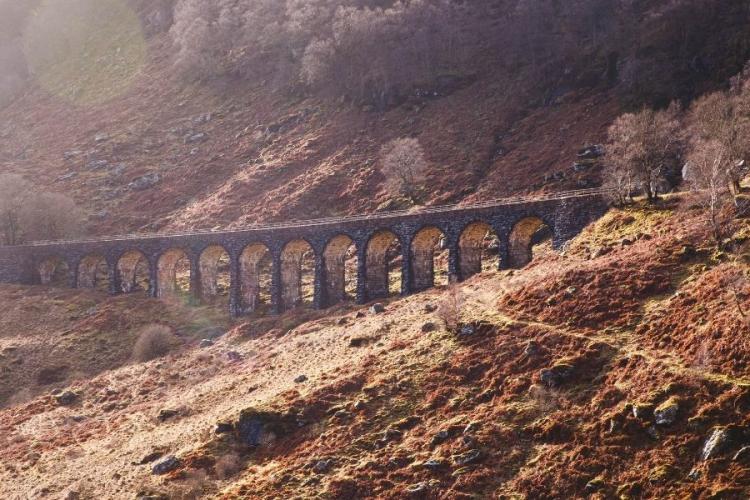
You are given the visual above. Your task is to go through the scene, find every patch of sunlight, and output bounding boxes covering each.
[24,0,147,106]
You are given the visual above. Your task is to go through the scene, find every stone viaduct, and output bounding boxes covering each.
[0,189,609,317]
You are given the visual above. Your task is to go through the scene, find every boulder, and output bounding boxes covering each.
[312,458,335,474]
[55,391,79,406]
[128,173,161,191]
[152,456,181,475]
[702,427,732,461]
[654,398,679,426]
[452,449,483,466]
[157,409,179,422]
[370,303,386,314]
[421,322,437,333]
[236,408,298,447]
[215,422,234,435]
[540,363,574,388]
[294,374,308,383]
[183,132,208,144]
[199,339,214,348]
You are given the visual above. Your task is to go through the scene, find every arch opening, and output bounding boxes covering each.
[459,222,500,280]
[239,243,273,314]
[281,240,315,311]
[199,245,230,304]
[323,235,358,306]
[157,248,191,300]
[509,217,553,268]
[117,250,150,295]
[77,255,110,292]
[366,230,401,300]
[38,257,71,287]
[411,226,449,291]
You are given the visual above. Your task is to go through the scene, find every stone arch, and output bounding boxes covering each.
[38,257,71,287]
[411,226,448,291]
[459,221,500,280]
[77,254,110,291]
[508,216,553,268]
[323,235,358,306]
[199,245,230,302]
[117,250,150,295]
[239,243,273,314]
[157,248,191,299]
[366,230,401,300]
[280,239,315,311]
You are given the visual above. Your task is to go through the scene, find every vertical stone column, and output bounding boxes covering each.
[229,252,242,318]
[270,251,283,315]
[313,253,326,310]
[356,244,368,304]
[447,240,460,283]
[189,254,202,305]
[148,256,159,298]
[108,258,121,295]
[69,259,79,289]
[400,238,412,297]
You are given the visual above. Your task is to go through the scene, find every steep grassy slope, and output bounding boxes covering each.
[3,202,750,498]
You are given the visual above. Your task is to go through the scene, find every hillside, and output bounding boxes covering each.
[3,201,750,498]
[1,0,749,237]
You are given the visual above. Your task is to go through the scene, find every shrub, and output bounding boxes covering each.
[132,325,178,362]
[438,285,464,333]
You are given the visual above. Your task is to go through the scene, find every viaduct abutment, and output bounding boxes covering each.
[0,190,609,317]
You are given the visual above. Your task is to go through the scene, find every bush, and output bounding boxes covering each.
[132,325,178,362]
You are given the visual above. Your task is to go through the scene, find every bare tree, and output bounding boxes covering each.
[601,158,636,206]
[0,174,85,245]
[682,139,733,243]
[606,103,683,202]
[20,192,85,243]
[688,91,750,195]
[0,174,31,246]
[380,137,429,203]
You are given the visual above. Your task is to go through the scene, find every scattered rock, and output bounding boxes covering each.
[421,322,437,333]
[524,340,540,357]
[431,430,450,446]
[422,459,445,471]
[199,339,214,348]
[184,132,207,144]
[157,409,179,422]
[353,400,366,411]
[333,410,351,420]
[215,422,234,435]
[585,477,605,493]
[733,446,750,464]
[192,113,213,124]
[87,159,109,170]
[152,456,181,475]
[312,458,334,474]
[63,150,82,160]
[405,482,430,495]
[56,172,78,182]
[458,324,475,337]
[94,133,109,143]
[452,449,483,466]
[577,144,604,159]
[128,173,161,191]
[370,303,385,314]
[632,403,655,421]
[55,391,79,406]
[539,363,574,388]
[702,427,732,460]
[134,451,164,466]
[654,398,679,426]
[226,351,243,362]
[424,304,437,313]
[294,374,308,383]
[355,311,366,319]
[236,408,298,447]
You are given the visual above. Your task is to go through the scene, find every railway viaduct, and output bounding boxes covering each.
[0,189,609,317]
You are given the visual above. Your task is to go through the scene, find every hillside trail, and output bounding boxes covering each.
[460,274,750,389]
